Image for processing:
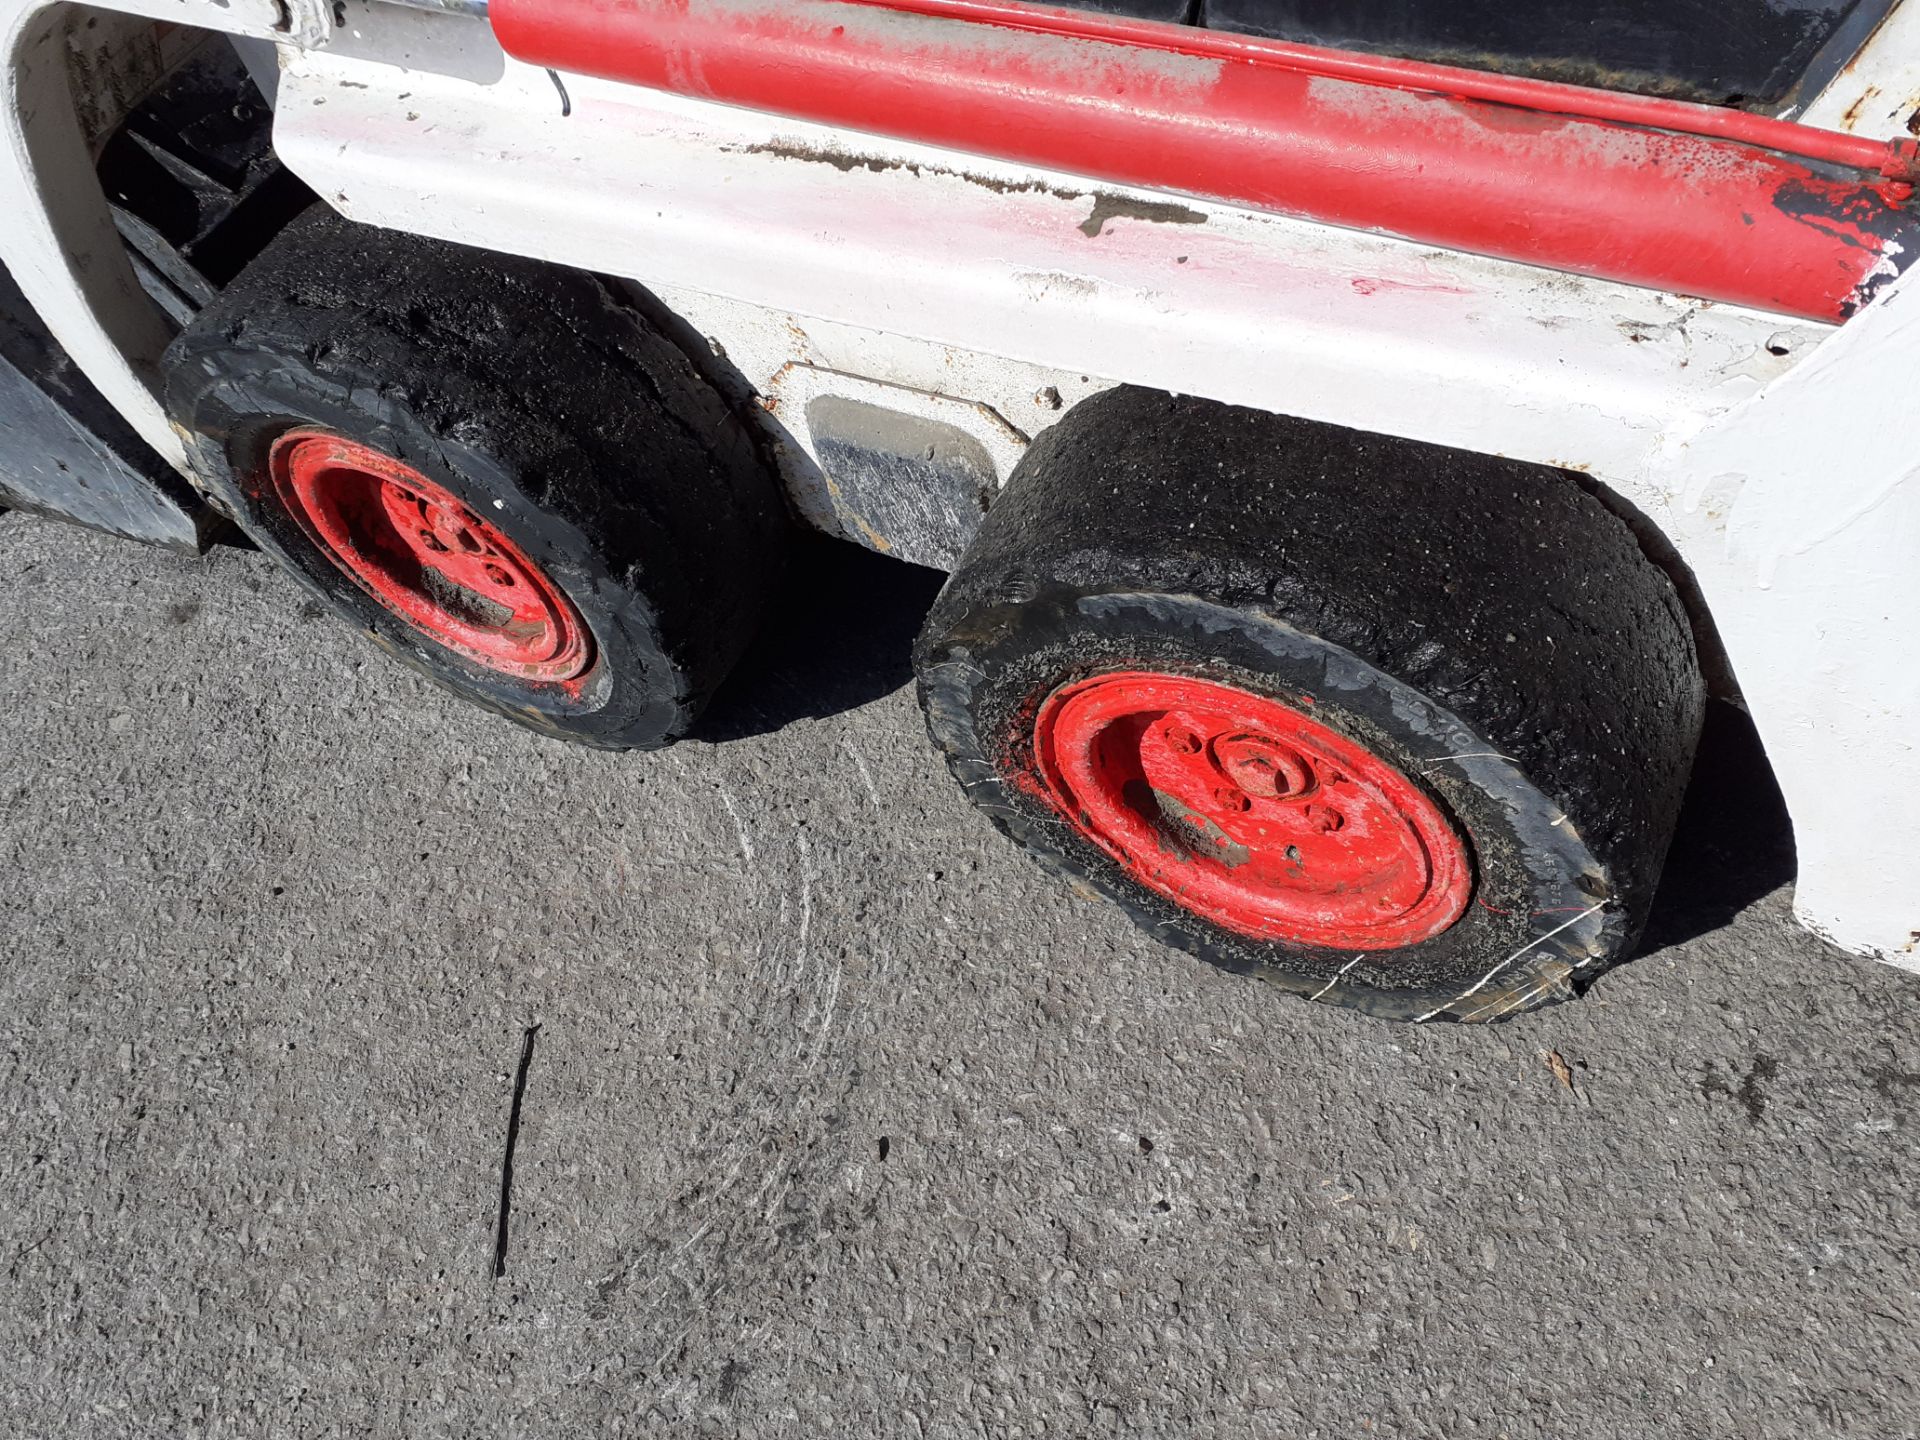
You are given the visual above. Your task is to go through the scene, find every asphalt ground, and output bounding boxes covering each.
[2,511,1918,1438]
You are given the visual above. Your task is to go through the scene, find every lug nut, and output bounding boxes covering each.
[1305,804,1345,833]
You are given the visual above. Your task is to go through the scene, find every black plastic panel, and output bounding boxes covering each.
[1172,0,1891,107]
[1064,0,1193,22]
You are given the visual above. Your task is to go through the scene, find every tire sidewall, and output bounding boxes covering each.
[921,588,1626,1021]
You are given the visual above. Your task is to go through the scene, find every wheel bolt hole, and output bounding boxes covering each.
[484,563,515,588]
[1305,804,1345,834]
[418,530,449,553]
[1214,787,1251,813]
[1166,726,1203,755]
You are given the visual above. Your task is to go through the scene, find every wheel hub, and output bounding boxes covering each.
[1032,672,1471,949]
[267,430,592,682]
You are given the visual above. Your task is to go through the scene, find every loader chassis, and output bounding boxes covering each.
[1,0,1917,978]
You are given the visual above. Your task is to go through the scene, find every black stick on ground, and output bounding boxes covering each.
[492,1024,541,1279]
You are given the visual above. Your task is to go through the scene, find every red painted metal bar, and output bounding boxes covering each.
[827,0,1920,179]
[491,0,1920,320]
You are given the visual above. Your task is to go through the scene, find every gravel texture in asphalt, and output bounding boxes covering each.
[2,513,1917,1438]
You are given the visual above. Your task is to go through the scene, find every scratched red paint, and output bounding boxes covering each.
[1350,276,1474,297]
[269,431,594,684]
[491,0,1920,320]
[1029,672,1472,948]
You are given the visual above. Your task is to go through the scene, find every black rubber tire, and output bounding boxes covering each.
[163,208,787,750]
[915,387,1705,1023]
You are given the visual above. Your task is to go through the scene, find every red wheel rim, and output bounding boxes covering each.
[1032,672,1471,949]
[268,431,592,682]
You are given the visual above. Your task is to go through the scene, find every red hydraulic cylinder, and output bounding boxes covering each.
[491,0,1920,322]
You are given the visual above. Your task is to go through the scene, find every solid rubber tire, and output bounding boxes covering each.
[163,207,787,749]
[915,387,1705,1022]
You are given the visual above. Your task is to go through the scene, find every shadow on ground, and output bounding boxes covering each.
[698,538,1796,958]
[1637,699,1796,956]
[695,535,947,742]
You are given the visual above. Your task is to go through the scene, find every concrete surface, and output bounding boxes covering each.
[2,511,1918,1440]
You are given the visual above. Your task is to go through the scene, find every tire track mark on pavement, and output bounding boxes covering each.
[570,748,895,1417]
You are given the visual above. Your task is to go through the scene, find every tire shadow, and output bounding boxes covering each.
[695,535,948,742]
[703,557,1797,961]
[1636,699,1797,956]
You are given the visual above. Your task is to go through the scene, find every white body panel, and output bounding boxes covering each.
[1,0,1915,963]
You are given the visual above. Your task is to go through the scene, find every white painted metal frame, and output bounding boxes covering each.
[2,0,1915,963]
